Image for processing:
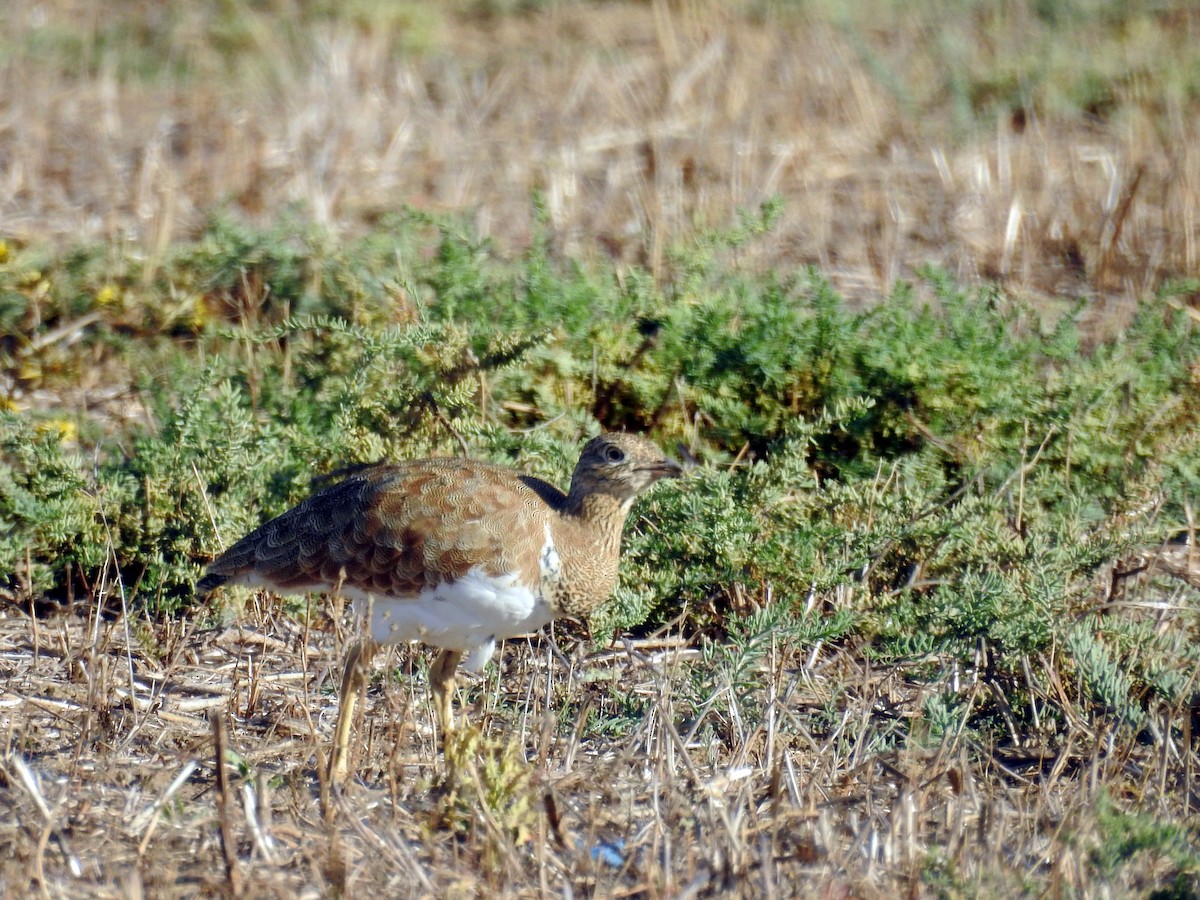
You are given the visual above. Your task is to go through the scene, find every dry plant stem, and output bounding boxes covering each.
[210,710,243,898]
[192,460,224,552]
[241,779,277,865]
[11,755,54,897]
[134,759,199,855]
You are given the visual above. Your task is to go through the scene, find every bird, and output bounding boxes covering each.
[196,432,682,783]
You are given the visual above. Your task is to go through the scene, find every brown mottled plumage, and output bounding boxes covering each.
[197,433,681,782]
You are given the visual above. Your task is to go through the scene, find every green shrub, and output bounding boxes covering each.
[3,211,1199,747]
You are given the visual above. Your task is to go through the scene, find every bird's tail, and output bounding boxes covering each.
[195,571,229,595]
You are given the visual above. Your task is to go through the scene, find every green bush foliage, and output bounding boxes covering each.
[3,211,1199,750]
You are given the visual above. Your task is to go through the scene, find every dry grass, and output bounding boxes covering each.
[2,566,1197,897]
[3,1,1198,330]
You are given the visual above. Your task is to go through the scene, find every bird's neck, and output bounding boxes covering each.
[564,490,633,535]
[554,491,631,614]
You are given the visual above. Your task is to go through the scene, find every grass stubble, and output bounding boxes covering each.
[2,554,1197,896]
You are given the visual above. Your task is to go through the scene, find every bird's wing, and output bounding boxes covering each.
[198,461,550,598]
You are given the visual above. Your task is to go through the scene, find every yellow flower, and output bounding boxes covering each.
[36,418,78,443]
[96,285,120,307]
[189,295,210,331]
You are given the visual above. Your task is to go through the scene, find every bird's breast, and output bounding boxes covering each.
[359,566,554,653]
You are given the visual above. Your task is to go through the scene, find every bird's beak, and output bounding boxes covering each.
[647,457,684,480]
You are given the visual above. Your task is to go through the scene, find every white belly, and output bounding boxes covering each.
[351,567,554,672]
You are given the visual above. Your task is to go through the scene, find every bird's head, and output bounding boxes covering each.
[568,432,683,510]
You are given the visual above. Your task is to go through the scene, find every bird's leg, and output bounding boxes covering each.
[430,648,463,745]
[330,638,378,784]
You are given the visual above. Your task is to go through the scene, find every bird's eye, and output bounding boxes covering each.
[604,445,626,463]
